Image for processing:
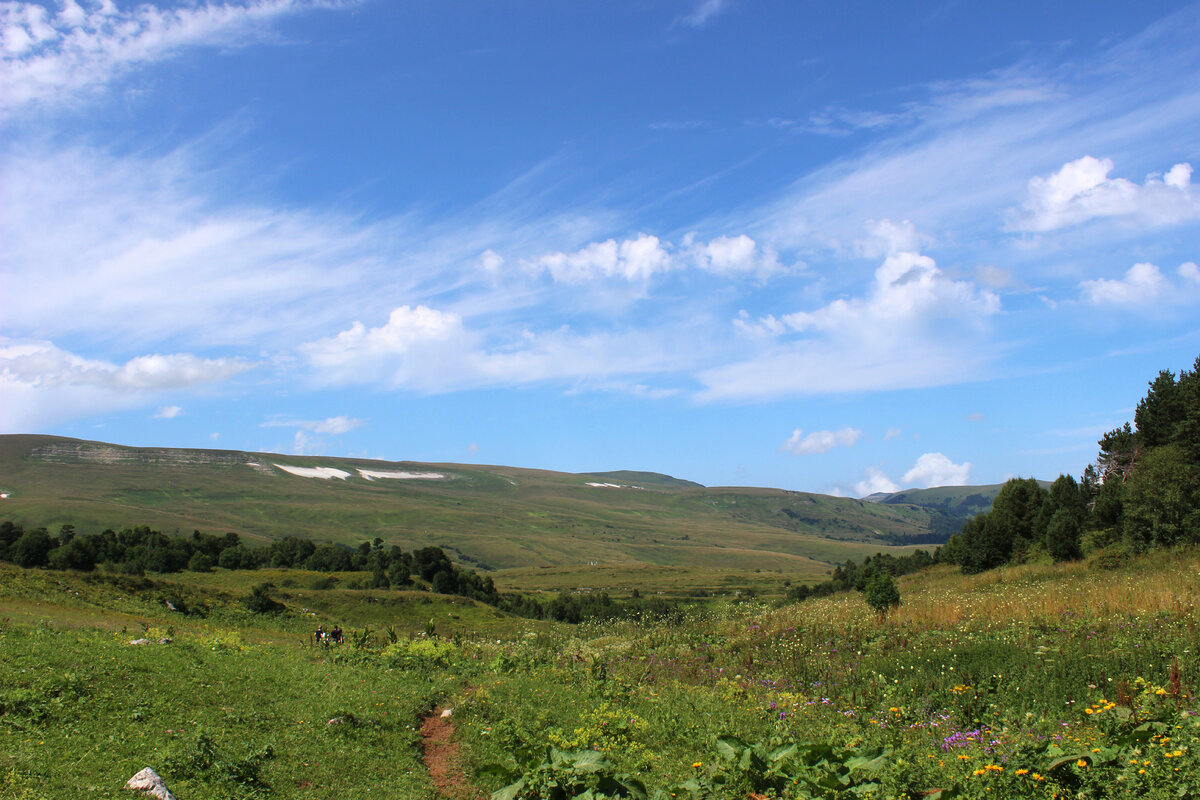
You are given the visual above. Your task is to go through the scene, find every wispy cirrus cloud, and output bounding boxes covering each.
[0,0,344,116]
[261,415,363,434]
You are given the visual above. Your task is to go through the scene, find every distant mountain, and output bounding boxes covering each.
[863,482,1050,521]
[0,435,963,573]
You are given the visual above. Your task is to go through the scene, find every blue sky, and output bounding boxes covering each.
[1,0,1198,495]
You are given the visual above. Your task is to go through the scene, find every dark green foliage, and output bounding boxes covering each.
[10,528,52,567]
[188,551,213,572]
[244,583,285,614]
[1045,508,1082,562]
[387,560,412,587]
[862,572,900,614]
[1121,445,1200,550]
[47,536,97,571]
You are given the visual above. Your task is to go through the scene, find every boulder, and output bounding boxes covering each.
[125,767,176,800]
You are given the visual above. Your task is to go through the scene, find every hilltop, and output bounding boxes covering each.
[0,435,975,578]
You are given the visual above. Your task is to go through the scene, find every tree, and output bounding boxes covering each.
[1122,445,1200,550]
[188,552,213,572]
[10,528,52,567]
[863,572,900,616]
[387,561,412,587]
[1045,508,1082,562]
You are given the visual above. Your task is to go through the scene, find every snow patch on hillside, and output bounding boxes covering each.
[586,482,644,490]
[273,464,352,480]
[357,469,445,481]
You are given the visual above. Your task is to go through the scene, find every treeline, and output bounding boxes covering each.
[498,590,683,624]
[939,354,1200,573]
[0,523,499,606]
[786,549,934,602]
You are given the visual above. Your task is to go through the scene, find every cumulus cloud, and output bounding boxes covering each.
[1178,262,1200,285]
[0,338,252,431]
[153,405,183,419]
[855,219,931,258]
[0,339,251,390]
[520,232,786,284]
[683,233,784,280]
[0,0,338,116]
[703,250,999,399]
[1011,156,1199,232]
[781,427,861,455]
[523,234,671,283]
[1080,262,1170,306]
[903,452,971,487]
[851,451,971,496]
[299,304,695,393]
[854,466,899,496]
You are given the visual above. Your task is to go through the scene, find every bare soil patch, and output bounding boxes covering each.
[421,709,486,800]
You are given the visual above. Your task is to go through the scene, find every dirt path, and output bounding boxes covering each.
[421,709,487,800]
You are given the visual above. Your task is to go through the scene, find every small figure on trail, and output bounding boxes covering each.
[316,625,327,647]
[331,625,344,644]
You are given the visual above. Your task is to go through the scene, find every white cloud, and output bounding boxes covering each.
[523,234,671,283]
[855,219,931,258]
[0,339,251,390]
[1180,262,1200,285]
[153,405,183,419]
[902,452,971,487]
[1080,262,1169,306]
[262,415,363,434]
[685,233,784,279]
[781,427,861,456]
[299,304,697,393]
[1011,156,1199,232]
[0,338,251,431]
[520,232,786,284]
[701,250,999,400]
[854,466,899,497]
[0,0,339,116]
[884,428,901,440]
[676,0,729,28]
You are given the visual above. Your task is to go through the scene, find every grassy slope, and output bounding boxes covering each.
[0,435,958,580]
[5,550,1199,799]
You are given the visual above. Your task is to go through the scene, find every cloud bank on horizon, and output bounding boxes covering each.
[1,0,1198,495]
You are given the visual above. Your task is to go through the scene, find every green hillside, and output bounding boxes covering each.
[0,435,963,577]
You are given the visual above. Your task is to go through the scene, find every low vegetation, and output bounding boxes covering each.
[3,357,1198,798]
[3,544,1198,799]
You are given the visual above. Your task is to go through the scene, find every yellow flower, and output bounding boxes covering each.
[691,762,702,768]
[1015,768,1030,776]
[973,769,986,776]
[957,754,971,760]
[1084,708,1094,715]
[1076,759,1088,768]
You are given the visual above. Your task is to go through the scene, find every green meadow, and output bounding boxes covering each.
[3,549,1198,799]
[0,435,966,578]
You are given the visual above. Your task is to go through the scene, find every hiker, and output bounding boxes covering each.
[316,625,327,646]
[331,625,343,644]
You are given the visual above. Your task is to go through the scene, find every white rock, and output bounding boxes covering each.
[440,708,453,718]
[126,767,176,800]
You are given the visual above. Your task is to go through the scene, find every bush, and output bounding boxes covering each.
[863,572,900,615]
[243,583,284,614]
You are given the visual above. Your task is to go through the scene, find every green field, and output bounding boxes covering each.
[0,435,963,584]
[3,549,1198,799]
